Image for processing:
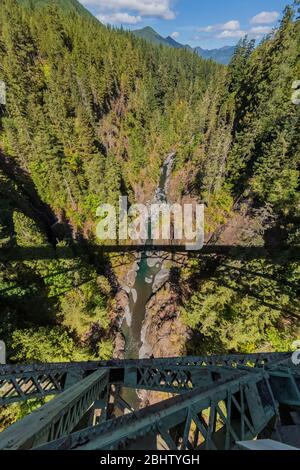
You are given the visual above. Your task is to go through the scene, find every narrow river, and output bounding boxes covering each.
[121,152,175,360]
[120,154,175,409]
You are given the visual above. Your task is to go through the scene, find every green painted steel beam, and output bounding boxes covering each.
[1,354,298,451]
[0,369,108,450]
[36,371,277,451]
[0,353,290,405]
[269,367,300,408]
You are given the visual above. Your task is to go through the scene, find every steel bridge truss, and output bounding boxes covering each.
[0,353,299,450]
[0,353,288,405]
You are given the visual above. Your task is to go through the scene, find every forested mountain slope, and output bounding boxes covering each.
[1,0,217,234]
[133,26,179,48]
[178,5,300,354]
[0,0,217,374]
[18,0,94,18]
[0,0,299,425]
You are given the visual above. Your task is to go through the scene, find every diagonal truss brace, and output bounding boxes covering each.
[0,369,108,449]
[0,353,290,406]
[35,370,277,451]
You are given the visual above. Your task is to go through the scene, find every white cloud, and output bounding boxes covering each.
[222,20,240,31]
[249,26,272,35]
[80,0,176,20]
[97,12,142,24]
[217,29,245,39]
[198,25,214,32]
[198,20,240,33]
[171,31,180,39]
[195,14,275,42]
[250,11,279,25]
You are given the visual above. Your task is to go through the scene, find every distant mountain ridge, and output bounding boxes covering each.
[17,3,235,64]
[133,26,236,65]
[194,46,236,65]
[133,26,173,47]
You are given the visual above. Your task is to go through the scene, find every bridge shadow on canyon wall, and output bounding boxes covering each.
[1,149,299,361]
[1,243,299,262]
[0,242,299,303]
[0,240,299,360]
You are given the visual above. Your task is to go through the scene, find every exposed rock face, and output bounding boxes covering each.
[122,259,140,291]
[110,289,129,359]
[112,289,130,323]
[114,331,126,359]
[152,268,170,293]
[141,282,187,358]
[139,282,187,406]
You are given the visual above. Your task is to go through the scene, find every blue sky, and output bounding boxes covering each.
[79,1,290,49]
